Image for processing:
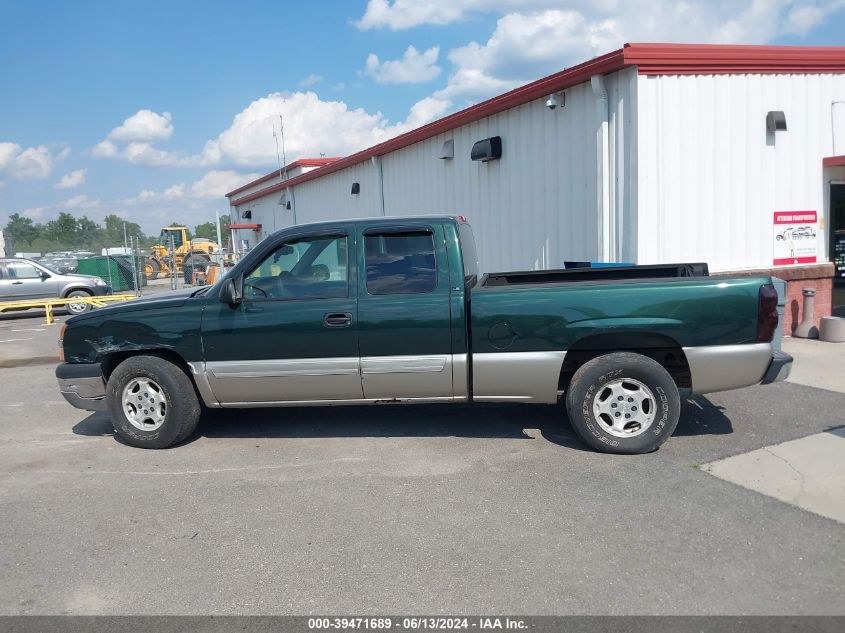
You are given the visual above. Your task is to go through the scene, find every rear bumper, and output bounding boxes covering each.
[56,362,107,411]
[684,343,792,394]
[760,350,793,385]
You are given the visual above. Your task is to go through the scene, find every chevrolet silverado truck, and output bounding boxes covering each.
[56,216,792,454]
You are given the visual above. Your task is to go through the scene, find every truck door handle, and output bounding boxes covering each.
[12,281,23,285]
[323,312,352,328]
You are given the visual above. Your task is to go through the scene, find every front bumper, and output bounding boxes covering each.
[761,350,793,385]
[56,362,107,411]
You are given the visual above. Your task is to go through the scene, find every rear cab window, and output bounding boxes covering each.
[364,231,437,295]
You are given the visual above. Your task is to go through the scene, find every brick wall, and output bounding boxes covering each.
[716,263,835,335]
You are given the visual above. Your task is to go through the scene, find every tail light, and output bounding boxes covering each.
[757,283,778,343]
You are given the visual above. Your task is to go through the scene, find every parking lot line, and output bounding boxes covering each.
[11,328,45,333]
[0,338,33,343]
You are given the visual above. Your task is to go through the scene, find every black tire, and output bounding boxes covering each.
[182,255,209,284]
[65,289,92,314]
[565,352,680,454]
[145,259,160,280]
[106,355,201,448]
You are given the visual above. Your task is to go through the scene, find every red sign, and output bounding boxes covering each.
[773,210,818,266]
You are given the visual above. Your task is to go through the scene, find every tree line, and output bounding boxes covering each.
[3,213,224,255]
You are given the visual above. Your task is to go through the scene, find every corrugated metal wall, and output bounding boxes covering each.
[247,67,638,274]
[637,73,845,271]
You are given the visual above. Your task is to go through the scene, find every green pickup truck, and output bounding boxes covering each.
[56,215,792,454]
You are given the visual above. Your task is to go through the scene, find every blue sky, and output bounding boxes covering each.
[1,0,844,236]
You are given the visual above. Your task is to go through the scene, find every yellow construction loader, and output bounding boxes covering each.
[144,226,220,283]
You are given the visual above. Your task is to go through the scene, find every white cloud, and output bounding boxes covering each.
[163,183,186,200]
[428,2,845,105]
[92,139,188,167]
[92,140,118,158]
[92,110,187,166]
[365,45,442,84]
[0,142,18,169]
[22,206,48,220]
[108,109,174,142]
[200,91,448,167]
[0,142,63,179]
[299,73,324,87]
[121,171,261,208]
[54,168,87,189]
[190,170,261,199]
[355,0,565,30]
[63,194,101,209]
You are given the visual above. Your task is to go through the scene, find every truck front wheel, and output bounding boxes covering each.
[106,355,201,448]
[565,352,680,454]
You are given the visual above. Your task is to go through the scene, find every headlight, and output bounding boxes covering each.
[93,277,106,286]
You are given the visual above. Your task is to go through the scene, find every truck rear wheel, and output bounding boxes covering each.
[565,352,680,454]
[106,355,200,448]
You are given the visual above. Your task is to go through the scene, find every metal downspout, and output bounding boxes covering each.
[371,155,386,216]
[591,74,612,262]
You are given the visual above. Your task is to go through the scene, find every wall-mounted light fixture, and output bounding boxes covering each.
[241,209,252,219]
[471,136,502,162]
[286,201,291,210]
[351,182,360,195]
[439,139,454,159]
[545,92,565,110]
[766,110,787,132]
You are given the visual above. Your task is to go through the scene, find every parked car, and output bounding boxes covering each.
[0,257,111,314]
[55,216,791,453]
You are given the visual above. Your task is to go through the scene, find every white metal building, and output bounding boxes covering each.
[227,43,845,328]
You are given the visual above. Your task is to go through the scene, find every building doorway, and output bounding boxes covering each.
[831,183,845,316]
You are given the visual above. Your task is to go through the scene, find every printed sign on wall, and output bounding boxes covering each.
[773,211,818,266]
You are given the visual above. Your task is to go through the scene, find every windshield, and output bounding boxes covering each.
[37,261,61,274]
[159,229,184,248]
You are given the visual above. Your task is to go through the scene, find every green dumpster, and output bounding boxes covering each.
[76,256,146,292]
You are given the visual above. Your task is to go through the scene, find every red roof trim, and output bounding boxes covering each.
[626,43,845,75]
[225,158,340,198]
[823,155,845,167]
[229,43,845,207]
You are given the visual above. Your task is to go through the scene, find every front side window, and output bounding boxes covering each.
[6,262,43,279]
[365,231,437,295]
[243,235,347,300]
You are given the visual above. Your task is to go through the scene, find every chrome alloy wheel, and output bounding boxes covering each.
[122,378,167,431]
[592,377,657,438]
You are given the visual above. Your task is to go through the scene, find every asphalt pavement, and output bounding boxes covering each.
[0,356,843,614]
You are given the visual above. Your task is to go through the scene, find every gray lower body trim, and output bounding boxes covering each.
[684,342,774,394]
[187,361,221,408]
[472,351,567,404]
[452,353,469,399]
[361,354,453,400]
[57,375,107,411]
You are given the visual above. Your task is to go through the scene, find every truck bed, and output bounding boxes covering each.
[480,263,709,288]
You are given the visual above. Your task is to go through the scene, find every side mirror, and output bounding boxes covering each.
[219,276,243,305]
[40,270,50,280]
